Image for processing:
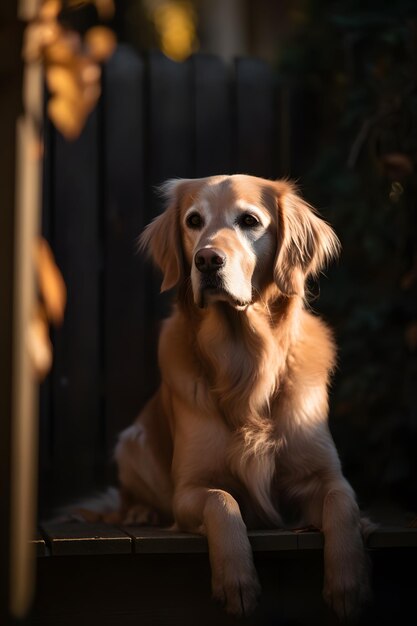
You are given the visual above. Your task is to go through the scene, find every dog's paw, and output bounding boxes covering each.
[211,560,261,616]
[323,563,371,622]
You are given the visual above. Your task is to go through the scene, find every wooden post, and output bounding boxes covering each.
[0,0,43,622]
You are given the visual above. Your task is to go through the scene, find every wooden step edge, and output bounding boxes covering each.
[36,523,417,556]
[41,522,133,556]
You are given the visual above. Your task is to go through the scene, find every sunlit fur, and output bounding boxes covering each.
[114,175,371,619]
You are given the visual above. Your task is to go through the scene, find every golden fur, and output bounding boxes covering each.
[112,175,370,619]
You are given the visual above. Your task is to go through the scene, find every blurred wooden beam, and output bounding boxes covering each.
[0,0,42,623]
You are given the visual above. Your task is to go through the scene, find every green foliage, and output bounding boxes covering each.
[278,0,417,508]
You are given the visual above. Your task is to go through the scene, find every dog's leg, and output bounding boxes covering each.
[297,475,371,621]
[174,487,261,616]
[278,372,371,620]
[321,480,371,621]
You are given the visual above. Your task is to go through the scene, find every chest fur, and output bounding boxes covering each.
[189,383,283,526]
[196,307,289,430]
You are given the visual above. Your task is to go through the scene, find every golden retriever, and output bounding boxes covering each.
[112,174,370,619]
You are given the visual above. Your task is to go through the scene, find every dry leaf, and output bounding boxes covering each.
[48,94,84,138]
[84,26,116,62]
[35,238,67,324]
[44,31,81,64]
[23,22,60,61]
[39,0,62,21]
[80,60,101,85]
[46,65,82,102]
[27,307,53,381]
[24,0,117,140]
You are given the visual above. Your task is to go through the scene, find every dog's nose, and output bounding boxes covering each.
[194,248,226,273]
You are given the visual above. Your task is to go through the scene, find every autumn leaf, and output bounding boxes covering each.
[27,306,53,381]
[34,237,67,325]
[84,26,116,62]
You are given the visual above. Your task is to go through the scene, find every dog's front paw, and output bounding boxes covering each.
[211,559,261,616]
[323,558,371,622]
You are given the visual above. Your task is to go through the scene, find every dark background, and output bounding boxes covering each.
[266,0,417,513]
[40,0,417,516]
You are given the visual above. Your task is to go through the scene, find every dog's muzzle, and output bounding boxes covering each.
[193,247,249,309]
[194,248,226,305]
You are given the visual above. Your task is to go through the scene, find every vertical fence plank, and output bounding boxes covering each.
[193,54,232,177]
[51,111,101,504]
[146,52,194,383]
[235,58,277,179]
[148,51,194,192]
[102,46,148,476]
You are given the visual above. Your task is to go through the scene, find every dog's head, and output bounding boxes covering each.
[140,175,340,308]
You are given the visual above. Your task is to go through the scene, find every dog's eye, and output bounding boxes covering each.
[239,214,259,228]
[186,213,204,229]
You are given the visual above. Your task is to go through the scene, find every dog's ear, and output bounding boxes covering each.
[273,183,340,297]
[138,179,186,292]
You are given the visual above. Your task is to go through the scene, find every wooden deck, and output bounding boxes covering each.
[34,519,417,557]
[32,515,417,626]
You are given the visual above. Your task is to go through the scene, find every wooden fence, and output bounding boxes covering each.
[39,45,297,513]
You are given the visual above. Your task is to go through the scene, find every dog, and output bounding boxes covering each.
[108,174,371,619]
